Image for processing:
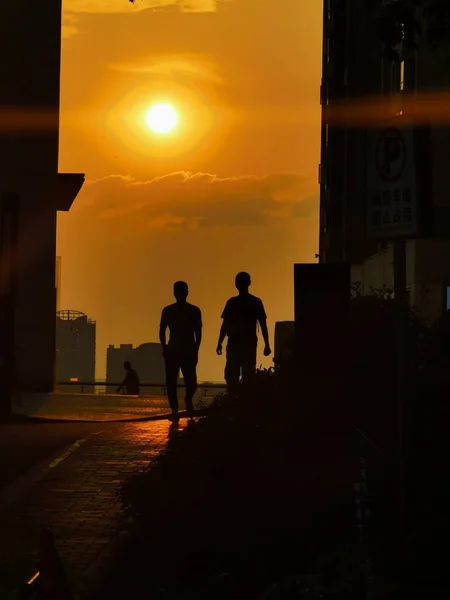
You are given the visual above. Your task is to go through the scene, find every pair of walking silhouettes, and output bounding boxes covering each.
[159,272,272,422]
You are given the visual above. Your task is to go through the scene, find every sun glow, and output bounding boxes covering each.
[145,103,178,134]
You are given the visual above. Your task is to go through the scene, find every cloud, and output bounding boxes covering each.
[64,0,218,15]
[73,171,318,230]
[62,12,81,38]
[110,54,223,84]
[63,0,218,38]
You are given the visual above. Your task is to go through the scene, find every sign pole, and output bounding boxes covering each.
[393,238,407,540]
[367,118,423,542]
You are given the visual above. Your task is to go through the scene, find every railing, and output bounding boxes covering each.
[19,528,74,600]
[56,381,227,397]
[19,570,39,599]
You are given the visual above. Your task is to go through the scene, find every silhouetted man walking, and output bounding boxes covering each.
[160,281,202,422]
[117,361,140,396]
[216,272,271,397]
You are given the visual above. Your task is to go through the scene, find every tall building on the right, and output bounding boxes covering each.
[319,0,450,320]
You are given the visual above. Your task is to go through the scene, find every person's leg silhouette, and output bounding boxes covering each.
[181,354,197,418]
[225,344,241,398]
[165,353,180,421]
[241,346,257,392]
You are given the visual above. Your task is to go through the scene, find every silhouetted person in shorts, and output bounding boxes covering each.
[159,281,202,422]
[117,361,140,396]
[216,272,271,397]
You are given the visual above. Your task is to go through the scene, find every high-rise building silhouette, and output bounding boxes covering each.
[55,310,96,392]
[319,0,450,321]
[106,343,165,394]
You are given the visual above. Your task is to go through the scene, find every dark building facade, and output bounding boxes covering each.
[274,321,295,366]
[319,0,384,265]
[55,310,96,392]
[106,343,165,394]
[319,0,450,321]
[0,1,84,405]
[55,256,62,312]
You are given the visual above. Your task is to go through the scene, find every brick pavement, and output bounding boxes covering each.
[0,419,183,599]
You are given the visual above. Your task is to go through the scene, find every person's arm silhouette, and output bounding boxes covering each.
[216,301,229,355]
[194,307,203,363]
[257,299,272,356]
[159,308,168,358]
[116,377,125,394]
[216,324,226,355]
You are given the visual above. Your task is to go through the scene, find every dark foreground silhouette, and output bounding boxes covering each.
[159,281,202,422]
[217,272,272,397]
[94,294,450,598]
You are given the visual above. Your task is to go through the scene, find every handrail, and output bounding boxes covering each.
[55,381,227,396]
[19,570,39,599]
[56,381,227,388]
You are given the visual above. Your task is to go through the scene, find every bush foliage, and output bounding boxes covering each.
[109,290,450,597]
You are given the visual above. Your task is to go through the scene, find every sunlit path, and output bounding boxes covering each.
[12,392,212,422]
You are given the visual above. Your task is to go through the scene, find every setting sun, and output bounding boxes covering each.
[145,103,178,134]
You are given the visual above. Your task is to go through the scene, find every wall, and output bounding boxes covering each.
[351,241,415,295]
[352,238,450,322]
[412,238,450,321]
[13,191,57,391]
[274,321,295,365]
[0,0,61,173]
[0,1,63,393]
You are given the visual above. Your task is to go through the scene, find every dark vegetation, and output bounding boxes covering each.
[97,290,450,598]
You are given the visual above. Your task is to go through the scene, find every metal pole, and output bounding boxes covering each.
[393,238,408,538]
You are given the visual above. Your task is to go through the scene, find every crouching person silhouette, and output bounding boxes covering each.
[116,361,140,396]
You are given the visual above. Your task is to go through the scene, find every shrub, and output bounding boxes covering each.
[113,293,450,596]
[116,366,360,596]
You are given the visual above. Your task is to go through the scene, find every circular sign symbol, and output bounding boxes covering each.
[375,127,407,183]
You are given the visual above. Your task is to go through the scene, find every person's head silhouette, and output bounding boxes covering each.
[173,280,189,302]
[235,272,251,294]
[124,361,131,371]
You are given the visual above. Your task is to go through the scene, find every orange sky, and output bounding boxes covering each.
[57,0,322,381]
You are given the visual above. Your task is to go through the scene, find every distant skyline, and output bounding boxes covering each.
[57,0,322,380]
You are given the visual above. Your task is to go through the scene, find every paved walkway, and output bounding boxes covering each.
[12,392,211,421]
[0,419,187,599]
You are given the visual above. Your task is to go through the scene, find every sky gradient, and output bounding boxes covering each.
[57,0,322,381]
